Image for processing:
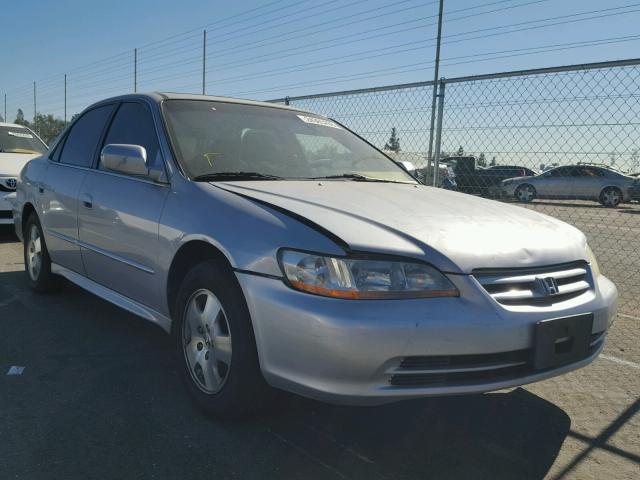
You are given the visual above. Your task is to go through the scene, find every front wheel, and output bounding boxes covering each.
[599,187,622,208]
[515,184,536,203]
[23,214,62,293]
[173,260,273,417]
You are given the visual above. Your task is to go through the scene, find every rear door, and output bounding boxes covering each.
[574,166,605,199]
[41,105,115,273]
[77,101,170,309]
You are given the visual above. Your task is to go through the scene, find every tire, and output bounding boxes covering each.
[23,213,62,293]
[172,259,273,418]
[515,184,536,203]
[599,186,622,208]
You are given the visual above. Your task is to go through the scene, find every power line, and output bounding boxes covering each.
[228,34,640,97]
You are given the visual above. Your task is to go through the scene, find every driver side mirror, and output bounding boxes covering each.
[101,144,149,176]
[100,144,167,182]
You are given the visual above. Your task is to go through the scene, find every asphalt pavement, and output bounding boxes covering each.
[0,205,638,479]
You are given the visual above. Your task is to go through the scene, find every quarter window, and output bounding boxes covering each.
[59,105,114,168]
[101,102,162,171]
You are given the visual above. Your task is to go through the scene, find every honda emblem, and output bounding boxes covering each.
[537,276,560,296]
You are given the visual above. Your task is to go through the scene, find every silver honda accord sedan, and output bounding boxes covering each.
[14,93,617,416]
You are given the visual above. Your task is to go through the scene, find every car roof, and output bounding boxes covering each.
[86,92,316,116]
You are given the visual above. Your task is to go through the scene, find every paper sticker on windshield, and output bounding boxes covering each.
[297,115,342,130]
[7,131,34,139]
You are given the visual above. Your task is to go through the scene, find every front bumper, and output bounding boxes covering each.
[629,186,640,200]
[0,191,16,225]
[237,271,617,405]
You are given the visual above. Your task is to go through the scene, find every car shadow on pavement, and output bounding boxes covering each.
[1,266,570,480]
[0,225,18,243]
[262,389,570,480]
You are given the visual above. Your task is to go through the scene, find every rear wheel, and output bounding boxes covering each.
[515,184,536,203]
[599,187,622,208]
[172,260,273,417]
[23,214,62,293]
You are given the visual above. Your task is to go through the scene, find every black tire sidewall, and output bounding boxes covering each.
[172,260,269,417]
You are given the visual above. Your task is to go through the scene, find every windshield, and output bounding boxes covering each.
[162,100,415,183]
[0,126,48,155]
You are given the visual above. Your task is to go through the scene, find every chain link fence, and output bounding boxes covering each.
[274,59,640,315]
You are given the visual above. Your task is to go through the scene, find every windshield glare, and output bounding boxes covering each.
[162,100,415,183]
[0,126,48,155]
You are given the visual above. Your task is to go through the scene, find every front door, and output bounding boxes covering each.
[41,104,115,273]
[536,166,576,198]
[77,101,170,309]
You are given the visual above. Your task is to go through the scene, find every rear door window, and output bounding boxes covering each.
[60,105,114,168]
[100,102,162,171]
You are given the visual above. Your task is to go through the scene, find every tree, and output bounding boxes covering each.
[456,145,464,156]
[15,108,27,125]
[477,153,487,167]
[490,157,497,167]
[384,127,401,152]
[33,113,66,144]
[12,109,66,144]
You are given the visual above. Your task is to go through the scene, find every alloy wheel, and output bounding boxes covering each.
[602,187,621,207]
[516,185,534,202]
[182,289,232,394]
[26,224,42,281]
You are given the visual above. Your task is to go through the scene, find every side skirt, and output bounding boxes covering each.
[51,263,172,333]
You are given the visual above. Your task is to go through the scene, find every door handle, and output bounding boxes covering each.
[81,193,93,209]
[38,183,44,194]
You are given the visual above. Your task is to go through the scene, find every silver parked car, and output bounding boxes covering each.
[502,165,635,207]
[14,93,617,416]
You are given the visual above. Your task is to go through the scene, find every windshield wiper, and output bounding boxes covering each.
[192,171,284,181]
[309,173,413,184]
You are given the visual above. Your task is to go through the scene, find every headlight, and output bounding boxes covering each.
[279,250,459,299]
[586,245,600,278]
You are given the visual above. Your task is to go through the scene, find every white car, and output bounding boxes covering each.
[0,122,48,224]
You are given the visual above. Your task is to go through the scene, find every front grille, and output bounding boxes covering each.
[0,178,17,192]
[0,211,12,219]
[389,332,604,387]
[473,261,591,307]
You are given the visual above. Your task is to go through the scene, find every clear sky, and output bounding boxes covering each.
[2,0,640,120]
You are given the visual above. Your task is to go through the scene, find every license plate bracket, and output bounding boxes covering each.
[533,313,593,370]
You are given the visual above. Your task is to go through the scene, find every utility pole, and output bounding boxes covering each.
[426,0,444,174]
[134,48,138,93]
[33,81,37,134]
[202,30,207,95]
[64,74,67,125]
[3,94,6,123]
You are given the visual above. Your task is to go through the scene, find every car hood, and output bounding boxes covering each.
[214,181,588,273]
[0,153,41,177]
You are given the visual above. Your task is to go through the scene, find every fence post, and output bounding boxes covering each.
[432,79,446,187]
[64,74,67,125]
[3,93,6,123]
[134,48,137,93]
[202,30,207,95]
[426,0,445,175]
